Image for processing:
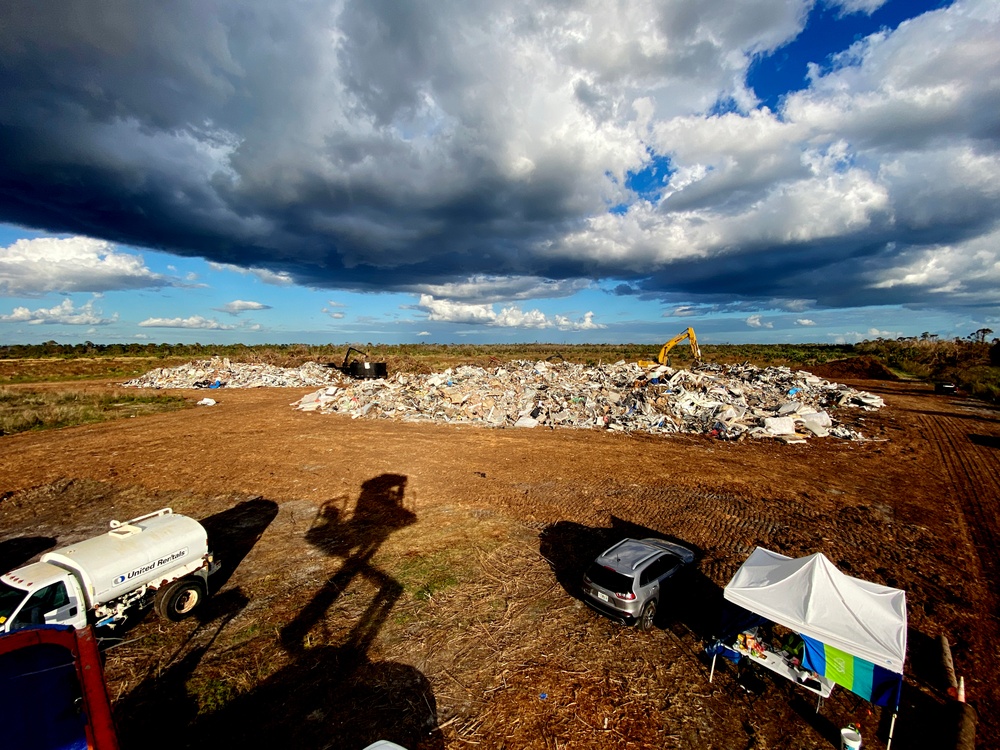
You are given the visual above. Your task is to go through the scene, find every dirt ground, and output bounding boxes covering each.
[1,374,998,750]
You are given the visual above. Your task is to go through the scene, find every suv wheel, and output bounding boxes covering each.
[638,600,656,631]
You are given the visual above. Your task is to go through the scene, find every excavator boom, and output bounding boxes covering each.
[639,327,702,367]
[657,327,701,364]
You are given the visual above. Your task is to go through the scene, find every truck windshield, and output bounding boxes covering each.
[0,579,29,625]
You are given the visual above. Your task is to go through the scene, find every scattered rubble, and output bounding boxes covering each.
[121,357,339,389]
[292,360,885,442]
[121,357,885,442]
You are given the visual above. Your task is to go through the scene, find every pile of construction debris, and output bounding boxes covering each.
[293,360,885,442]
[121,357,339,389]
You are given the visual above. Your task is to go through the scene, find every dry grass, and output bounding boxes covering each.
[0,356,196,384]
[0,386,189,435]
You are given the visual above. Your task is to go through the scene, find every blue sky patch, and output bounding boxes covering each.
[625,152,676,203]
[749,0,953,111]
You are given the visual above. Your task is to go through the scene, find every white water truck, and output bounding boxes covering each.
[0,508,217,632]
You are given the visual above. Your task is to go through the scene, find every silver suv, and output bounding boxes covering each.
[582,538,694,630]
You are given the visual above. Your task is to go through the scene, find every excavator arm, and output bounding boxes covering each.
[639,327,702,367]
[656,327,701,364]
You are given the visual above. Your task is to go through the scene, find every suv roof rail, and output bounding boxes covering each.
[631,549,662,571]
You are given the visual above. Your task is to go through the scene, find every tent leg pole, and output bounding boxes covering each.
[709,653,717,683]
[886,711,897,750]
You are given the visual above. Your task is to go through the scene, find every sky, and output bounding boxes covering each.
[1,0,998,347]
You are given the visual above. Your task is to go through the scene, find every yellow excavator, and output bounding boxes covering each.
[638,327,702,368]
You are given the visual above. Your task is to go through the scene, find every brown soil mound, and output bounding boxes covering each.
[810,355,899,381]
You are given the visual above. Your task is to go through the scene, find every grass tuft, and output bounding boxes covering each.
[0,388,189,436]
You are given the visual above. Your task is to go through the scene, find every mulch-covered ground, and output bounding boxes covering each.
[0,376,997,749]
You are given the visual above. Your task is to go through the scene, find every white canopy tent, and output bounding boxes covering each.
[714,547,907,747]
[723,547,907,673]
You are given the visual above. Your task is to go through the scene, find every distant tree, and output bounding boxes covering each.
[971,328,993,344]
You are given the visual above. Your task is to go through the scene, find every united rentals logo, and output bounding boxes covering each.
[113,548,188,586]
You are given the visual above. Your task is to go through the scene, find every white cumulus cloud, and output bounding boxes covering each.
[217,299,271,315]
[209,262,294,286]
[0,237,167,295]
[746,314,773,329]
[138,316,234,330]
[418,294,604,331]
[0,297,117,326]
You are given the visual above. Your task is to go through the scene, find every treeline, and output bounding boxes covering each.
[0,341,346,360]
[0,340,857,367]
[856,335,1000,401]
[4,338,997,399]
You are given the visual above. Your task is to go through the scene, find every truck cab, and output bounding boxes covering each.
[0,562,88,633]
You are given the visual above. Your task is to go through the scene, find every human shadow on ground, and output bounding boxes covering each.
[539,516,719,638]
[192,474,443,749]
[0,536,56,573]
[112,586,251,749]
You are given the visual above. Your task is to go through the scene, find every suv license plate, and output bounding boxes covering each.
[597,592,609,602]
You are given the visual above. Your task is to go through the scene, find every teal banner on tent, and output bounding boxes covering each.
[801,635,900,706]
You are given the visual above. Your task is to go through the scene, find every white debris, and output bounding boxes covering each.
[763,417,797,436]
[292,360,883,442]
[121,357,341,389]
[196,398,217,406]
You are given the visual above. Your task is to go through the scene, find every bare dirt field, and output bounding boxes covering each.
[1,374,998,749]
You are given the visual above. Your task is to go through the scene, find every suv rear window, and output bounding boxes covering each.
[585,563,634,593]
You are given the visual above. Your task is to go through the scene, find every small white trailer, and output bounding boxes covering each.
[0,508,217,632]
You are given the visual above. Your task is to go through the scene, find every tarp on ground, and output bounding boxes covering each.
[723,547,907,704]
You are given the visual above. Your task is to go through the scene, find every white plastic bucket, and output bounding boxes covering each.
[840,727,862,750]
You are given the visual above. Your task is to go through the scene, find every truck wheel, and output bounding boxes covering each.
[638,600,657,631]
[155,579,204,621]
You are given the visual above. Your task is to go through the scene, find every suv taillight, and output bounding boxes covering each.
[614,591,636,600]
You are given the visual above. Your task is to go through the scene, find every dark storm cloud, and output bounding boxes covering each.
[0,0,997,313]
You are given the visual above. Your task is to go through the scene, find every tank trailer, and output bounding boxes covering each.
[0,508,217,632]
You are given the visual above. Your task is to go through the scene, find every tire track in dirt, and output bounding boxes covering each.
[919,415,1000,603]
[497,477,830,586]
[919,413,1000,743]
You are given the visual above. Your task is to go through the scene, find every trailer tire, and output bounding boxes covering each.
[155,579,205,621]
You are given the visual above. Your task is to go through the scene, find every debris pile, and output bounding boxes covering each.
[122,357,340,389]
[293,360,885,442]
